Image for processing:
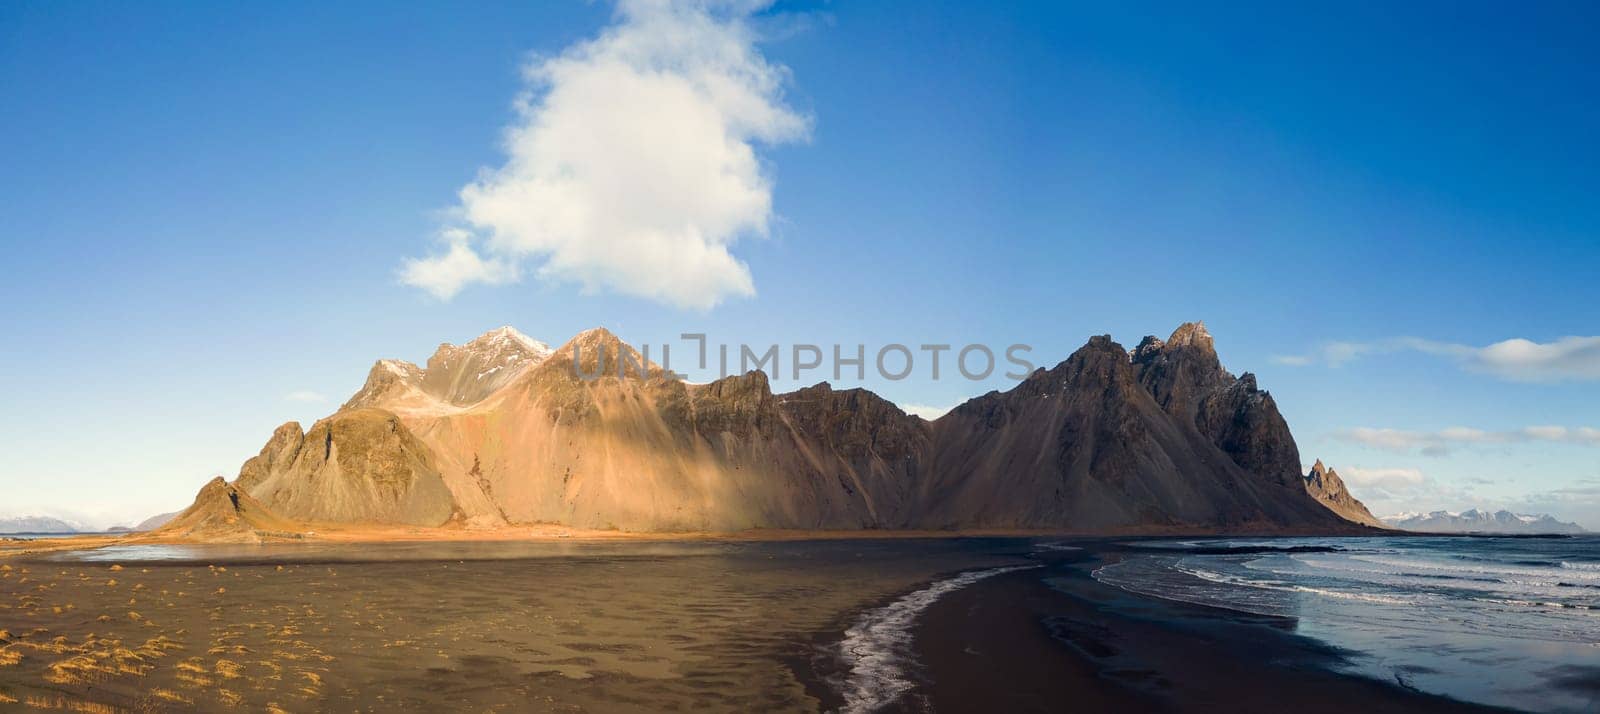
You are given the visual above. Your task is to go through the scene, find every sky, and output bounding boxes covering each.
[2,0,1598,529]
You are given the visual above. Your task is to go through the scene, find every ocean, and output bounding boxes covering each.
[1093,535,1600,712]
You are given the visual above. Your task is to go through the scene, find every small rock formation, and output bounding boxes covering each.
[238,409,456,527]
[152,477,301,542]
[1303,460,1384,527]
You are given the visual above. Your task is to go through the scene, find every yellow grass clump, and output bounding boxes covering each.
[150,689,192,705]
[215,659,245,679]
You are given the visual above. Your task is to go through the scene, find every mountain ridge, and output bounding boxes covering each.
[156,323,1385,539]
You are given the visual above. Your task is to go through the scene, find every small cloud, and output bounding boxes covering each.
[1275,335,1600,382]
[898,403,953,421]
[284,390,328,403]
[399,228,519,300]
[1476,336,1600,382]
[1337,424,1600,455]
[1340,467,1425,489]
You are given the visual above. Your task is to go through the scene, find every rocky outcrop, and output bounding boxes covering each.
[239,409,456,527]
[1303,460,1384,527]
[152,477,302,542]
[178,323,1381,537]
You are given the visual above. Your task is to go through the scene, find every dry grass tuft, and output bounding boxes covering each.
[214,659,245,679]
[150,688,192,705]
[108,565,123,572]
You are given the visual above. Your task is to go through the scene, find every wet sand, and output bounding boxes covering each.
[905,545,1512,713]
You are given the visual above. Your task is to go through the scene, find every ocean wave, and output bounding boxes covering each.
[1560,561,1600,572]
[1473,597,1597,613]
[1176,564,1415,605]
[834,565,1038,714]
[1032,542,1082,552]
[1352,555,1600,584]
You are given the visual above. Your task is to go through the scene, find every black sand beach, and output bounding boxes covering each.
[901,544,1510,713]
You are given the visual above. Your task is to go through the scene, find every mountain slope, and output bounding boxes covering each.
[153,477,303,542]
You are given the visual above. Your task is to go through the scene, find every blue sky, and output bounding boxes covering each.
[2,0,1597,528]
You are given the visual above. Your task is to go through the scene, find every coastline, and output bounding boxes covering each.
[0,521,1393,561]
[798,541,1516,713]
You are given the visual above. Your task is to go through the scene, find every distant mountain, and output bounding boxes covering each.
[157,323,1382,540]
[0,516,80,534]
[1385,509,1586,534]
[134,511,180,531]
[1303,460,1384,527]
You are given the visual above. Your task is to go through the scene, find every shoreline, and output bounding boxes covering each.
[789,541,1517,713]
[1,522,1403,560]
[902,544,1513,713]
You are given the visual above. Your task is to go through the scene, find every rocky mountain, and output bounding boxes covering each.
[0,516,80,534]
[342,326,552,413]
[155,477,304,542]
[1303,460,1384,527]
[918,325,1348,530]
[1385,509,1586,534]
[157,322,1382,538]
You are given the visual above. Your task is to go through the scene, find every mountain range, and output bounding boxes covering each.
[1384,509,1586,534]
[0,516,81,534]
[155,322,1382,540]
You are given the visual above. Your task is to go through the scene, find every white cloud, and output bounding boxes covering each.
[401,0,809,309]
[1475,336,1600,382]
[1339,466,1425,489]
[400,228,520,300]
[1338,424,1600,455]
[283,390,328,403]
[1275,335,1600,382]
[898,403,953,421]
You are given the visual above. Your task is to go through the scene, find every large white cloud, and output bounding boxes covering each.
[401,0,809,309]
[1273,335,1600,382]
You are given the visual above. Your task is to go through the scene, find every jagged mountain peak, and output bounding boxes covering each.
[344,327,556,411]
[1301,459,1383,527]
[1167,321,1214,349]
[467,326,552,357]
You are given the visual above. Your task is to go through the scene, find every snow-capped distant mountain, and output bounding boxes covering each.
[0,516,82,534]
[1384,509,1586,534]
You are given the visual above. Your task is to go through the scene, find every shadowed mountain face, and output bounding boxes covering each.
[919,327,1353,530]
[168,323,1378,536]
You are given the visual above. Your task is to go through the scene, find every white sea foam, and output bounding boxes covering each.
[834,565,1037,714]
[1176,564,1416,605]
